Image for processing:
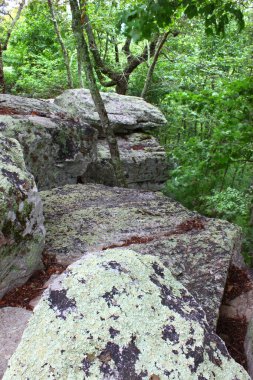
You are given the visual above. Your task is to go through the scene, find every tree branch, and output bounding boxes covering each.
[3,0,25,50]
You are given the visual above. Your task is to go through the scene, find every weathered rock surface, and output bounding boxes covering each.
[54,89,167,135]
[245,318,253,379]
[0,94,97,190]
[0,307,32,379]
[220,289,253,322]
[0,135,45,298]
[3,250,249,380]
[81,133,169,190]
[41,184,242,329]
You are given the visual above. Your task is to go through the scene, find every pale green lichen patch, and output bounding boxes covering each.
[3,249,249,379]
[40,183,241,329]
[0,134,45,298]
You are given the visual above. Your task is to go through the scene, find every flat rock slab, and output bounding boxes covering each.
[0,94,97,190]
[54,89,167,135]
[41,184,242,329]
[3,250,249,380]
[0,307,32,379]
[81,133,169,190]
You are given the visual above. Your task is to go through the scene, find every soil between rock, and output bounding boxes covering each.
[0,252,66,310]
[216,265,253,370]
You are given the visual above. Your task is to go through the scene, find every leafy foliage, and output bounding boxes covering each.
[120,0,245,40]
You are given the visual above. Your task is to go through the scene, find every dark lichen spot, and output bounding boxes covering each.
[109,327,120,338]
[103,261,127,273]
[48,289,76,319]
[203,328,230,363]
[99,337,144,379]
[82,355,94,376]
[185,345,204,373]
[78,278,86,284]
[102,286,120,307]
[110,314,120,320]
[150,274,206,323]
[152,262,164,278]
[162,325,179,343]
[1,168,28,194]
[186,337,195,346]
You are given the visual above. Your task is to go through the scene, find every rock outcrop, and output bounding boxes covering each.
[0,94,98,190]
[0,307,32,379]
[3,249,249,380]
[40,183,242,329]
[0,135,45,298]
[55,89,167,135]
[55,90,169,190]
[81,133,169,190]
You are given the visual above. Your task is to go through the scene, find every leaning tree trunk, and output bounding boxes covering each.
[69,0,127,187]
[77,48,84,87]
[0,43,5,93]
[48,0,73,88]
[0,0,25,94]
[141,32,169,99]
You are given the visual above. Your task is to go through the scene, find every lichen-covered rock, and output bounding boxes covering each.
[0,134,45,298]
[3,250,249,380]
[41,184,242,330]
[54,89,167,135]
[0,94,97,190]
[81,133,169,190]
[0,307,32,379]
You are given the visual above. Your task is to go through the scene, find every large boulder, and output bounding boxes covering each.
[54,89,167,136]
[0,307,32,379]
[81,133,169,190]
[3,250,249,380]
[41,184,242,330]
[0,94,97,190]
[0,135,45,298]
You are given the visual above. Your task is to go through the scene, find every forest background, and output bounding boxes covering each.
[0,0,252,262]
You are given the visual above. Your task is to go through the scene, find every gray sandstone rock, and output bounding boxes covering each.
[245,318,253,379]
[0,94,97,190]
[40,184,242,329]
[54,89,167,135]
[0,135,45,298]
[81,133,169,190]
[3,250,249,380]
[0,307,32,379]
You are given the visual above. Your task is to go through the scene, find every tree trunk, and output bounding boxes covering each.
[0,43,5,93]
[69,0,127,187]
[141,32,169,99]
[77,48,84,87]
[115,75,129,95]
[48,0,73,88]
[0,0,25,94]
